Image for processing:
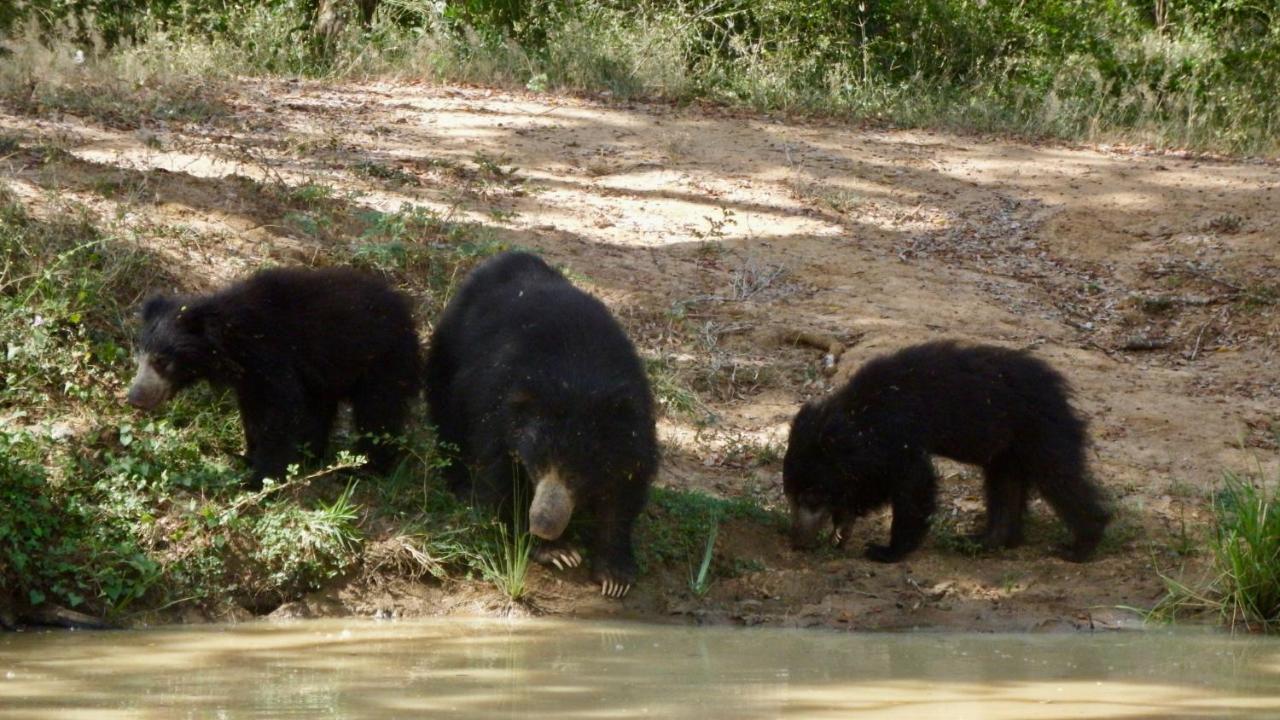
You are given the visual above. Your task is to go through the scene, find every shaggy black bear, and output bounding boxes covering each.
[425,251,657,598]
[127,267,421,489]
[783,341,1110,563]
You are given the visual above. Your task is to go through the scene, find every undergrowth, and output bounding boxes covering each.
[3,2,1277,154]
[638,486,782,572]
[1,174,778,621]
[1150,467,1280,632]
[0,181,512,621]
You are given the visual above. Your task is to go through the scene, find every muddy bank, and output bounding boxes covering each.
[3,80,1277,631]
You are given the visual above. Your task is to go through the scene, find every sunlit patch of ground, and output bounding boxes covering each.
[3,79,1277,629]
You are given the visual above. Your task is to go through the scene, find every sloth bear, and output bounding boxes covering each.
[425,251,657,598]
[784,341,1110,563]
[127,267,421,489]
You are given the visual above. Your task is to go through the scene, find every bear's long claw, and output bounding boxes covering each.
[599,580,629,598]
[551,557,564,570]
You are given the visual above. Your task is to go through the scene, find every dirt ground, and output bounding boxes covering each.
[5,80,1278,631]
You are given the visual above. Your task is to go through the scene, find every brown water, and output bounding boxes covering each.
[1,618,1278,719]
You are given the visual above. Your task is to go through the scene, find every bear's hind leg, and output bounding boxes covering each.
[301,397,338,465]
[976,454,1031,550]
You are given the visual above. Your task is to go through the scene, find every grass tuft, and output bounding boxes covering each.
[1208,471,1280,630]
[473,472,533,602]
[474,521,534,602]
[687,520,718,598]
[1148,468,1280,632]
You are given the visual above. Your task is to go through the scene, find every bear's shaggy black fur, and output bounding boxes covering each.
[425,251,657,597]
[127,267,421,488]
[783,341,1110,563]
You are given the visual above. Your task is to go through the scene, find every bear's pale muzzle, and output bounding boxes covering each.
[529,470,574,540]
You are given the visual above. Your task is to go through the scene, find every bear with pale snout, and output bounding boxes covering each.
[127,267,421,489]
[425,251,657,598]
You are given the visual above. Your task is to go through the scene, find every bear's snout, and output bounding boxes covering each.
[126,355,172,411]
[528,470,574,540]
[126,384,163,410]
[789,503,828,551]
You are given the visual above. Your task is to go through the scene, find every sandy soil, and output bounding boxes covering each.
[4,80,1278,631]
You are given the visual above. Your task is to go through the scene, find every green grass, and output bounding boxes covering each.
[931,517,985,558]
[638,486,782,572]
[471,467,534,602]
[1148,468,1280,632]
[644,355,709,421]
[473,521,533,602]
[687,520,718,598]
[0,180,510,621]
[1208,472,1280,630]
[4,2,1278,154]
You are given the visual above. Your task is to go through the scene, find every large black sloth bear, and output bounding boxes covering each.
[784,341,1110,563]
[127,267,421,488]
[425,251,658,598]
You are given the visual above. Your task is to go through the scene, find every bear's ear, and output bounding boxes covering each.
[141,295,176,323]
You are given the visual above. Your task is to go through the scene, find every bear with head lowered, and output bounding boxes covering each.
[784,341,1110,563]
[127,267,421,489]
[425,251,657,598]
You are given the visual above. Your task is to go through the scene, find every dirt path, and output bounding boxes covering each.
[5,80,1278,631]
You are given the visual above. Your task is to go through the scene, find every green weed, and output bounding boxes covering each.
[639,486,782,571]
[687,520,718,598]
[473,474,533,602]
[644,354,708,420]
[354,161,418,187]
[474,521,533,602]
[5,2,1280,153]
[1149,468,1280,632]
[931,517,985,558]
[1208,472,1280,630]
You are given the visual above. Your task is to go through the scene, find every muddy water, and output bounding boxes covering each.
[1,619,1278,719]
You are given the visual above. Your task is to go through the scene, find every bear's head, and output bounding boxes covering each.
[506,383,655,541]
[783,399,858,549]
[126,295,216,411]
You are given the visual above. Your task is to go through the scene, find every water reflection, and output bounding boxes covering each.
[1,619,1277,719]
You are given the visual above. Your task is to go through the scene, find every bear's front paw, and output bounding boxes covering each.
[533,541,583,571]
[591,564,636,599]
[863,544,903,563]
